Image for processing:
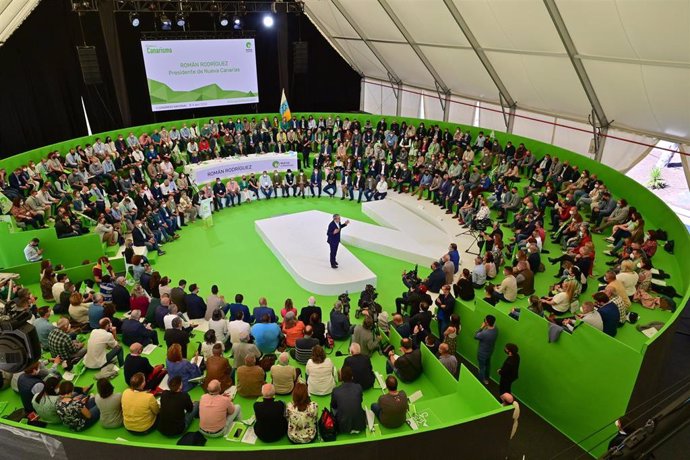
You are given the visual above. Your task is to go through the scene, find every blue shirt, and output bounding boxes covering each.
[89,304,105,330]
[34,317,55,348]
[251,323,281,354]
[165,359,202,393]
[475,327,498,359]
[252,306,277,323]
[228,303,252,323]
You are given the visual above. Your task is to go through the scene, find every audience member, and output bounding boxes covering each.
[199,379,241,438]
[253,383,287,443]
[371,375,408,429]
[285,382,318,444]
[331,366,366,434]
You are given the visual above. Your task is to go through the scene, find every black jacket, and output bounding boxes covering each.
[331,382,367,434]
[112,284,131,312]
[253,398,287,443]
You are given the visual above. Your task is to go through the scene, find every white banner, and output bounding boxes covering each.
[184,153,299,184]
[199,198,213,220]
[141,39,259,112]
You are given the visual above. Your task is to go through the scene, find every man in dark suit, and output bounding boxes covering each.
[164,317,191,358]
[331,366,366,434]
[327,214,350,269]
[121,309,159,346]
[343,342,375,390]
[309,167,322,198]
[323,169,337,197]
[253,383,287,443]
[184,283,207,320]
[352,170,366,203]
[112,276,131,312]
[132,219,165,256]
[170,279,187,313]
[424,261,446,294]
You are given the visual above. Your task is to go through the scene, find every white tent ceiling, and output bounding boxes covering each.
[304,0,690,144]
[0,0,41,46]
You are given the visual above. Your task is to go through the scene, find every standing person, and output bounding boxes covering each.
[326,214,350,269]
[434,284,455,338]
[474,315,498,385]
[498,343,520,395]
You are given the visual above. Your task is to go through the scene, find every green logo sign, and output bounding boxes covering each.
[246,41,252,49]
[146,46,173,54]
[272,161,280,168]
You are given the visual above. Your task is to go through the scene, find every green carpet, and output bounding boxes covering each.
[1,196,504,449]
[1,190,677,452]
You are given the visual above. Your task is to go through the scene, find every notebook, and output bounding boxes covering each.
[142,344,157,355]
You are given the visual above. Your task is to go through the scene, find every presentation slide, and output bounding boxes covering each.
[140,39,259,112]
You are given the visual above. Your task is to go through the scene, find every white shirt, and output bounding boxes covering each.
[52,282,66,302]
[229,320,251,344]
[305,358,337,396]
[376,181,388,193]
[24,244,42,262]
[164,313,188,330]
[84,329,119,369]
[209,318,229,343]
[616,272,639,297]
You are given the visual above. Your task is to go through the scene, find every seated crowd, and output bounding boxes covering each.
[0,114,677,444]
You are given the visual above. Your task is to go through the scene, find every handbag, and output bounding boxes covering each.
[258,353,277,372]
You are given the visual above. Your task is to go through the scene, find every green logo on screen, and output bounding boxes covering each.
[246,41,252,49]
[272,161,280,168]
[146,46,173,54]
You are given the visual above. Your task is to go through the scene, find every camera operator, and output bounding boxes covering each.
[395,283,427,317]
[327,300,351,340]
[351,316,380,357]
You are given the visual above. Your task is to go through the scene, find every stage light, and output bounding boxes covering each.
[219,14,229,27]
[160,14,172,30]
[233,16,242,30]
[176,13,186,27]
[263,14,274,28]
[129,12,140,28]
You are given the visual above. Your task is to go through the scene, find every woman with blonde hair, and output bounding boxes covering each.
[542,280,577,314]
[617,260,639,300]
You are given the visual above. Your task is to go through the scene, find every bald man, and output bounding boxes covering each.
[199,379,242,437]
[253,384,288,443]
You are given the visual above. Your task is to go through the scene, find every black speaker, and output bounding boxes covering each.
[293,41,308,74]
[76,46,102,85]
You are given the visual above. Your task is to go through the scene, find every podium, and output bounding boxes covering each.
[199,198,214,227]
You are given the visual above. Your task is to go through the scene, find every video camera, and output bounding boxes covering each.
[402,265,421,289]
[0,273,41,373]
[338,291,351,316]
[355,284,382,320]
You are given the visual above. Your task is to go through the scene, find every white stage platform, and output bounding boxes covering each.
[255,200,455,295]
[255,210,378,295]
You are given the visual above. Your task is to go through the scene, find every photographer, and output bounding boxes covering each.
[327,300,350,340]
[351,316,380,357]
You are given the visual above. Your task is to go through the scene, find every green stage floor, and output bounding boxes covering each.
[1,191,676,450]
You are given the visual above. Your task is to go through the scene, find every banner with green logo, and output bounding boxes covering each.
[141,39,259,112]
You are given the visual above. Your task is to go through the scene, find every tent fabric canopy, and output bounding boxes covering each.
[304,0,690,144]
[0,0,41,46]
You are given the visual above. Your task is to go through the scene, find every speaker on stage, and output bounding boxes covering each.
[76,46,102,85]
[293,41,308,74]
